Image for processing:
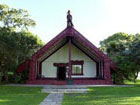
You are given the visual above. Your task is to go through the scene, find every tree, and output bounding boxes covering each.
[100,32,140,83]
[128,33,140,82]
[0,4,36,31]
[0,4,43,83]
[0,28,44,83]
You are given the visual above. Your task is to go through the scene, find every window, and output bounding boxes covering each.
[71,60,84,75]
[72,65,82,75]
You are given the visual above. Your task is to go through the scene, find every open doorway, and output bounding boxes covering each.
[57,67,66,80]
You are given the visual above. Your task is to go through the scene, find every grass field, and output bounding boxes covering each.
[0,86,47,105]
[62,80,140,105]
[0,80,140,105]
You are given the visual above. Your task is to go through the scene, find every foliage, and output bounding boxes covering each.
[0,4,44,83]
[0,86,47,105]
[100,32,140,83]
[129,33,140,81]
[0,4,36,31]
[0,28,43,83]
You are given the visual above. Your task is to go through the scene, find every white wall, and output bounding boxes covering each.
[137,72,140,80]
[42,43,96,78]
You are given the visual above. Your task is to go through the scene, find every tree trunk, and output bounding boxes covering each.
[0,76,2,84]
[0,71,3,84]
[4,71,8,83]
[134,71,139,83]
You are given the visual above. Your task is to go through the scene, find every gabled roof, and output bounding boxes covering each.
[33,27,116,66]
[17,27,117,72]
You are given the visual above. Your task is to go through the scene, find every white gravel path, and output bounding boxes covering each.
[40,93,64,105]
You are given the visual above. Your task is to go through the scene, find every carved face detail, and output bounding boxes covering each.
[68,10,71,15]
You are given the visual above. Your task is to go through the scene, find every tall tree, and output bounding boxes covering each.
[0,4,43,83]
[0,28,44,83]
[128,33,140,81]
[100,32,140,83]
[0,4,36,31]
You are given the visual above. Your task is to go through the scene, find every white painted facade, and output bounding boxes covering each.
[42,43,96,78]
[137,72,140,80]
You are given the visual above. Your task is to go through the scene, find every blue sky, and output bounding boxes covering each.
[1,0,140,46]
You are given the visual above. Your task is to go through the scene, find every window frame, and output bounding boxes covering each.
[71,60,84,75]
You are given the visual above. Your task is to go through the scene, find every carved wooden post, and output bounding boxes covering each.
[28,58,36,81]
[104,58,112,84]
[69,37,72,79]
[99,61,102,78]
[100,61,103,79]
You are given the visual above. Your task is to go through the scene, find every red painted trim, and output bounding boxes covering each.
[72,28,105,60]
[22,27,116,84]
[37,77,104,80]
[98,61,101,77]
[54,63,68,67]
[17,59,31,73]
[26,79,112,85]
[71,60,84,65]
[96,62,99,77]
[98,61,100,77]
[100,61,103,78]
[102,61,105,79]
[39,62,42,75]
[71,73,83,75]
[36,61,39,75]
[41,78,57,80]
[73,27,117,70]
[28,58,36,81]
[69,37,72,79]
[33,28,69,59]
[40,41,67,63]
[72,42,99,63]
[72,78,103,80]
[73,38,103,60]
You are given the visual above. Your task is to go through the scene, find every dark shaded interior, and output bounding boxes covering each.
[57,67,66,80]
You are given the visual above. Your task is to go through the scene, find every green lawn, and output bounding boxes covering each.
[124,79,140,85]
[62,80,140,105]
[0,80,140,105]
[0,86,47,105]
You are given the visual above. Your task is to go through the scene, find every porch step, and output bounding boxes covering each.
[42,88,88,93]
[43,85,87,89]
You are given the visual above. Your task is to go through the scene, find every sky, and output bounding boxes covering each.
[1,0,140,46]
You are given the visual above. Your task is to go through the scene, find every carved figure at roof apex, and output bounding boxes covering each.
[67,10,74,28]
